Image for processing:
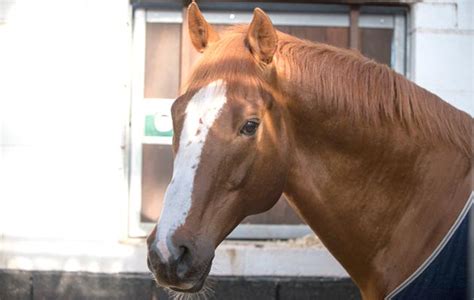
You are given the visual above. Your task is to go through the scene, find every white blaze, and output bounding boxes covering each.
[154,80,227,261]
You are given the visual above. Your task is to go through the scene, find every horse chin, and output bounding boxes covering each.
[167,259,213,294]
[166,279,215,300]
[169,280,205,293]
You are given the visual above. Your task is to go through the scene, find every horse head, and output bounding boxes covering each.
[146,3,289,292]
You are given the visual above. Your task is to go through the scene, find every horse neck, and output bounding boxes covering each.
[274,44,472,297]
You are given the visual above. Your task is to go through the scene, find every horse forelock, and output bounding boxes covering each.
[183,26,270,95]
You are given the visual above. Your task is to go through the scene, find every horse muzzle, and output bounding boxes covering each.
[146,231,214,292]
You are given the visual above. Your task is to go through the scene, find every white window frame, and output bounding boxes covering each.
[129,5,407,239]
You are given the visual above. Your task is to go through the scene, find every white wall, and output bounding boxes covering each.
[0,0,132,241]
[409,0,473,115]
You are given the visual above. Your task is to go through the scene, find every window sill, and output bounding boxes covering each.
[0,236,348,277]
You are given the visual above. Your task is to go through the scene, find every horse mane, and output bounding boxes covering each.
[186,26,473,158]
[276,31,472,157]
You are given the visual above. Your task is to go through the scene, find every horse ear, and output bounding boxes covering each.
[247,8,278,64]
[187,1,220,53]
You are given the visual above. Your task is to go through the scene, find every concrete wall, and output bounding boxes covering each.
[0,270,361,300]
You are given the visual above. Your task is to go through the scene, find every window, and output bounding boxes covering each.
[129,3,407,238]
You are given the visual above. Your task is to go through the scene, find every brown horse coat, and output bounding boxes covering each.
[147,4,473,299]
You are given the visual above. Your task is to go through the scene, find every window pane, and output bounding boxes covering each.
[360,28,393,66]
[141,144,173,222]
[277,26,350,49]
[141,22,180,223]
[144,23,181,99]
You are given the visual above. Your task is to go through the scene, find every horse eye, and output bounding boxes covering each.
[240,119,260,136]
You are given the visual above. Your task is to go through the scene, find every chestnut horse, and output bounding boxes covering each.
[147,3,473,299]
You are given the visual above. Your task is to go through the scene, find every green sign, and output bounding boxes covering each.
[144,114,173,137]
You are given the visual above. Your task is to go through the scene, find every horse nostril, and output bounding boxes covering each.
[178,245,188,260]
[176,245,191,278]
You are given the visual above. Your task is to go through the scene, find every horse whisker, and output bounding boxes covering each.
[163,278,216,300]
